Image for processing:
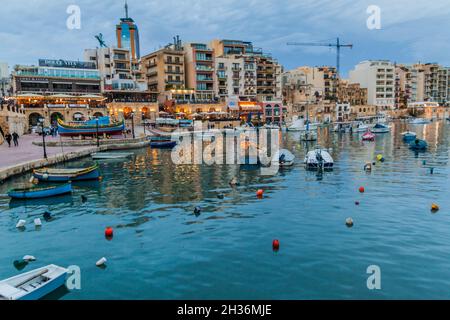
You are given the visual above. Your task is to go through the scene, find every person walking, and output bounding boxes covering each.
[5,132,12,147]
[12,132,19,147]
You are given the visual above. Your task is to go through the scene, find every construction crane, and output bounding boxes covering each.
[287,37,353,78]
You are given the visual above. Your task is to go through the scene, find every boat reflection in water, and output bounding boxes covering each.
[9,193,74,209]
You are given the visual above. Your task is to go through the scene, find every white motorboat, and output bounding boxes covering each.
[91,152,134,160]
[271,150,295,167]
[304,147,334,170]
[0,265,67,300]
[261,124,280,130]
[371,123,391,133]
[355,122,370,132]
[409,118,431,125]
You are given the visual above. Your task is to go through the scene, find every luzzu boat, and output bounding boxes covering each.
[8,183,72,199]
[33,164,100,182]
[57,118,125,137]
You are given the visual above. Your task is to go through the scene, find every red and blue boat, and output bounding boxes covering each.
[57,118,124,137]
[8,183,72,199]
[33,164,100,182]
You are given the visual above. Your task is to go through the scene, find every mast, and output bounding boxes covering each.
[125,1,129,19]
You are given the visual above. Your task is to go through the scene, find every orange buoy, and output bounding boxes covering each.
[431,204,440,212]
[359,186,365,193]
[272,239,280,251]
[105,227,114,238]
[256,189,264,198]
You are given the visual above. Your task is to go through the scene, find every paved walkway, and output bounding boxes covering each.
[0,134,93,170]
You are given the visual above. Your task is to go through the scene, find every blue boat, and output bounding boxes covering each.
[57,118,124,137]
[409,139,428,151]
[8,183,72,199]
[402,131,417,142]
[150,140,177,149]
[0,265,67,300]
[33,164,100,182]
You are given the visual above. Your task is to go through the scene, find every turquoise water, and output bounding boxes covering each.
[0,121,449,299]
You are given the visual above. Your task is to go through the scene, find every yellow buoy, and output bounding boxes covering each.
[431,204,440,212]
[376,154,383,161]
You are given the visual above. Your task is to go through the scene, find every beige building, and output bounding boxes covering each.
[0,101,27,138]
[140,44,186,102]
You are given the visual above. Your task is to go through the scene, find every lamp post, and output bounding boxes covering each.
[96,116,100,148]
[142,112,146,136]
[39,118,48,159]
[131,111,135,139]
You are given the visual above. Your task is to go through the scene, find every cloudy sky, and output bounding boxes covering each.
[1,0,449,77]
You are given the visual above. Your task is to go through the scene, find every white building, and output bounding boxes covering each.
[84,47,147,92]
[349,60,395,109]
[0,62,10,97]
[214,56,245,100]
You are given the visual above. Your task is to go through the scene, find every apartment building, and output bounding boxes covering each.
[349,60,395,109]
[214,56,245,100]
[140,44,186,102]
[184,43,215,102]
[336,80,367,105]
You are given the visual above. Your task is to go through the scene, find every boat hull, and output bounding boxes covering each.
[8,184,72,199]
[34,166,100,182]
[150,141,177,149]
[19,272,67,301]
[57,119,125,137]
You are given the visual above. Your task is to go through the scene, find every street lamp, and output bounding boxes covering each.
[142,112,146,136]
[130,111,135,139]
[39,118,48,159]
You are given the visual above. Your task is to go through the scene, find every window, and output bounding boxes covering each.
[218,63,225,69]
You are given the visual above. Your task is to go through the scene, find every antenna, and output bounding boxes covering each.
[125,1,129,19]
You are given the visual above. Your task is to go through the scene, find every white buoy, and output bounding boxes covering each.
[345,218,354,227]
[96,257,107,266]
[23,255,36,262]
[43,173,49,180]
[34,218,42,227]
[16,220,26,228]
[29,176,35,183]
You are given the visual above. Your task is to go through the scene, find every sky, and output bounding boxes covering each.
[0,0,449,78]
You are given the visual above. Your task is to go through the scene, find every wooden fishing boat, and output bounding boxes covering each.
[57,118,125,137]
[8,183,72,199]
[0,265,67,300]
[150,140,177,149]
[33,164,100,182]
[91,152,133,160]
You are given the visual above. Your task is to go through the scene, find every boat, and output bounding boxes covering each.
[150,140,177,149]
[272,151,295,167]
[0,265,68,300]
[362,130,375,141]
[355,122,370,132]
[409,139,428,151]
[401,131,417,142]
[371,123,391,133]
[409,118,431,125]
[304,147,334,170]
[91,152,133,160]
[8,183,72,199]
[57,118,125,137]
[287,119,305,132]
[33,164,100,182]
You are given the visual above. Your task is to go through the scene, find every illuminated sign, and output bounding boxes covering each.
[39,59,97,70]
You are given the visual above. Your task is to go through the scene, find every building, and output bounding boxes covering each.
[0,99,27,137]
[336,80,368,105]
[116,2,140,60]
[0,62,11,97]
[214,56,245,101]
[140,38,186,103]
[184,42,215,102]
[349,60,395,110]
[12,59,101,96]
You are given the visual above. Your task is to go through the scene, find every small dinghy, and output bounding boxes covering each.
[34,164,100,182]
[409,118,431,125]
[0,265,67,300]
[91,152,133,160]
[271,151,295,167]
[304,147,334,170]
[401,131,417,142]
[371,123,391,133]
[409,138,428,151]
[362,130,375,141]
[8,183,72,199]
[355,122,370,132]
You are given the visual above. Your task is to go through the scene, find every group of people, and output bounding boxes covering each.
[0,126,20,147]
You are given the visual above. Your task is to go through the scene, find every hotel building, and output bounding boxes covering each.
[183,42,215,102]
[349,60,395,110]
[116,2,140,60]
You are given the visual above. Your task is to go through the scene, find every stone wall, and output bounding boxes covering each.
[0,103,28,143]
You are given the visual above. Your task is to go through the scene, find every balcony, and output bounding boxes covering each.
[165,70,184,75]
[147,71,157,77]
[165,60,183,65]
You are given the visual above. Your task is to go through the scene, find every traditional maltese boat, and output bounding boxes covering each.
[57,118,124,137]
[8,183,72,199]
[0,265,68,300]
[33,164,100,182]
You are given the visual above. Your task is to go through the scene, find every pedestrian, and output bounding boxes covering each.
[12,132,19,147]
[5,132,12,147]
